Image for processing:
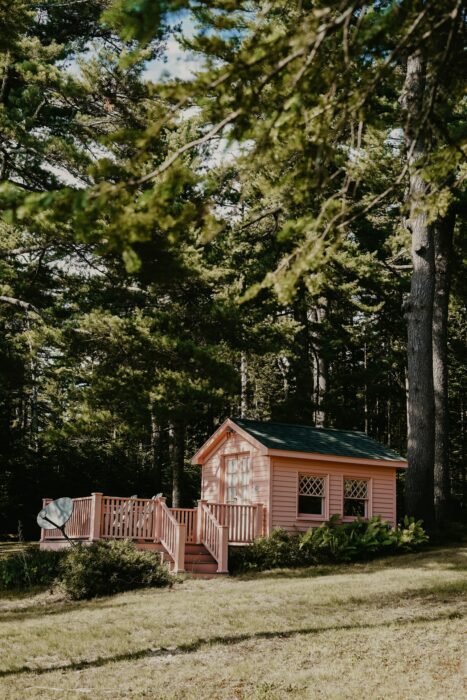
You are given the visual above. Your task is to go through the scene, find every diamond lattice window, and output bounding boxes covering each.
[298,475,326,516]
[299,475,325,497]
[344,479,368,500]
[343,479,369,517]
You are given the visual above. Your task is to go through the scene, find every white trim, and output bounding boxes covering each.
[192,419,266,464]
[296,471,330,521]
[342,476,373,521]
[222,452,252,505]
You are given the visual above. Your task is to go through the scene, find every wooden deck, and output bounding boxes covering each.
[39,494,264,574]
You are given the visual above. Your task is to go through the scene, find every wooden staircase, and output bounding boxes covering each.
[161,543,220,576]
[184,543,220,575]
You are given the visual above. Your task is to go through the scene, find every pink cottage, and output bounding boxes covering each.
[40,418,407,575]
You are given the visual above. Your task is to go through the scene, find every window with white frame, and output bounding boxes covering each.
[298,475,326,516]
[343,479,369,517]
[225,455,251,503]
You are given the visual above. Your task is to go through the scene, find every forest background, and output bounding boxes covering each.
[0,0,465,538]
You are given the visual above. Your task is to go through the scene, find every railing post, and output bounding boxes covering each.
[89,492,103,541]
[197,499,207,544]
[254,502,264,538]
[217,525,229,573]
[174,523,186,573]
[154,496,166,542]
[40,498,50,542]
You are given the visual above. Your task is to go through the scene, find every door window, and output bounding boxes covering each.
[225,455,251,503]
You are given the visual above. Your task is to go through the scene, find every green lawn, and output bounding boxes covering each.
[0,546,466,699]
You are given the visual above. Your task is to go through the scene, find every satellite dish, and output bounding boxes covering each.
[37,497,73,531]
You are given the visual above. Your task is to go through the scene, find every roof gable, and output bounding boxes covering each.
[232,418,405,462]
[191,418,266,464]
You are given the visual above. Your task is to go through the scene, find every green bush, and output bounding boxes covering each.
[59,539,174,600]
[300,516,396,562]
[0,546,65,590]
[229,528,314,573]
[396,516,430,550]
[230,517,428,573]
[302,516,428,563]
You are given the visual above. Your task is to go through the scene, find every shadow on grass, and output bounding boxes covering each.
[0,609,463,679]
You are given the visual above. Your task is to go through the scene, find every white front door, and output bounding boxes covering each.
[225,455,251,504]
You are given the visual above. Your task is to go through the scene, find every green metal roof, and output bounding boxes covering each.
[232,418,405,462]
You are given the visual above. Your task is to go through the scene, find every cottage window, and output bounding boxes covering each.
[226,455,251,503]
[343,479,369,517]
[298,475,326,516]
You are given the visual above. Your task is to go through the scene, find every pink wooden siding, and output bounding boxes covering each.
[271,458,397,530]
[201,433,271,525]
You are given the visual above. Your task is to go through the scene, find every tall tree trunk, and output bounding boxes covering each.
[363,343,369,433]
[312,297,328,427]
[240,352,248,418]
[170,420,185,508]
[461,395,466,514]
[433,212,455,525]
[290,291,314,422]
[402,50,436,529]
[150,409,167,495]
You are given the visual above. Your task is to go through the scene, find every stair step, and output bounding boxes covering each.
[185,544,209,554]
[184,562,219,574]
[184,554,215,564]
[140,542,224,575]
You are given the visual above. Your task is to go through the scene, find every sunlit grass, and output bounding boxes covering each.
[0,546,465,699]
[0,542,36,559]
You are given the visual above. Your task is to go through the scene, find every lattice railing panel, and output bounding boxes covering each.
[299,475,325,497]
[344,479,368,499]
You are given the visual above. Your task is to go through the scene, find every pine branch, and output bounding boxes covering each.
[129,110,242,187]
[0,296,40,314]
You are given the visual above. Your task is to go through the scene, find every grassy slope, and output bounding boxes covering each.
[0,546,466,699]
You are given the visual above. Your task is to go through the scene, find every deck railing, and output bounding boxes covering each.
[207,503,264,543]
[171,508,197,543]
[39,494,264,571]
[100,496,157,541]
[159,498,185,572]
[200,503,228,573]
[41,496,92,540]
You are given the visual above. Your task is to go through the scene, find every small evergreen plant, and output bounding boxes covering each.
[58,539,174,600]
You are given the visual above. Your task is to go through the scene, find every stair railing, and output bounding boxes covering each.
[199,500,228,573]
[158,497,186,573]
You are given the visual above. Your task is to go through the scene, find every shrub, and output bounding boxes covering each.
[229,528,313,573]
[300,516,399,562]
[396,516,429,550]
[0,546,65,590]
[59,539,174,600]
[230,517,428,573]
[302,516,428,562]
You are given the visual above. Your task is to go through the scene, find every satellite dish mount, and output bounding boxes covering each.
[37,497,76,546]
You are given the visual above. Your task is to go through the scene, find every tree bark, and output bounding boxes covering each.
[150,409,167,495]
[240,352,248,418]
[311,297,328,427]
[433,211,455,524]
[290,291,314,422]
[170,420,185,508]
[402,50,436,529]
